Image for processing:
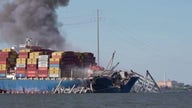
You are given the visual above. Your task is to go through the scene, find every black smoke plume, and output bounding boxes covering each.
[0,0,69,50]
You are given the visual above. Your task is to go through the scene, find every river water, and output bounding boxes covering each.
[0,92,191,108]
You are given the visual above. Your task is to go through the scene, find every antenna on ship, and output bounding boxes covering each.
[25,36,32,47]
[19,36,32,48]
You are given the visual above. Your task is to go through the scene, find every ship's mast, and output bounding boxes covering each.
[97,9,100,66]
[25,37,32,47]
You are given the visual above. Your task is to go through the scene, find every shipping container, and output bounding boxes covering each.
[0,61,7,64]
[16,74,26,78]
[38,70,48,74]
[49,74,60,78]
[27,64,37,68]
[27,70,36,74]
[27,58,37,63]
[16,58,26,63]
[16,67,26,71]
[18,55,29,58]
[27,73,36,78]
[27,68,37,71]
[16,64,26,68]
[51,55,63,58]
[49,67,60,71]
[38,67,48,70]
[38,55,49,59]
[38,59,49,62]
[38,61,49,64]
[16,61,26,65]
[16,70,26,74]
[0,52,10,58]
[49,61,60,64]
[0,66,7,71]
[0,64,8,68]
[19,49,32,53]
[19,52,29,55]
[49,64,60,67]
[29,52,42,57]
[49,58,60,62]
[1,48,17,52]
[49,70,60,74]
[38,74,48,78]
[52,52,63,55]
[0,74,6,78]
[38,64,48,67]
[0,71,6,74]
[0,58,7,61]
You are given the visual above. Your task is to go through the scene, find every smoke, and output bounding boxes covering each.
[0,0,69,50]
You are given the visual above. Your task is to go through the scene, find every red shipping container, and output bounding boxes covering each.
[0,61,7,64]
[19,55,29,58]
[16,70,26,74]
[19,52,29,55]
[38,67,48,71]
[16,67,26,71]
[0,58,7,61]
[1,55,14,58]
[0,71,6,74]
[50,61,60,64]
[0,52,10,58]
[27,73,36,78]
[27,70,36,73]
[38,70,48,74]
[27,64,37,68]
[51,55,63,58]
[38,70,48,78]
[27,68,37,71]
[38,74,48,78]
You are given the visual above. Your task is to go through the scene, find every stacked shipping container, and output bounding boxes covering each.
[16,58,27,78]
[27,52,41,78]
[77,52,96,67]
[38,55,49,78]
[61,52,79,78]
[0,46,96,79]
[16,49,31,78]
[49,52,63,78]
[0,48,17,78]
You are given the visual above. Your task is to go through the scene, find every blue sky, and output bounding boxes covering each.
[56,0,192,84]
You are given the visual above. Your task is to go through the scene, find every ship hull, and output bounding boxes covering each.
[92,77,139,93]
[0,79,82,93]
[0,77,138,93]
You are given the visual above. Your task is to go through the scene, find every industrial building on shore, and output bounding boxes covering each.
[157,80,185,88]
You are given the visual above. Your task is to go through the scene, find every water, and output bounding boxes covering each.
[0,92,191,108]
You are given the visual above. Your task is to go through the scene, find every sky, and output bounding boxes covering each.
[0,0,191,84]
[56,0,192,84]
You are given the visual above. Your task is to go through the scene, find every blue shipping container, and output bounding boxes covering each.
[16,74,26,78]
[0,74,6,78]
[49,64,60,67]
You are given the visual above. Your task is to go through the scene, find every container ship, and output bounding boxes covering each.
[0,38,139,94]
